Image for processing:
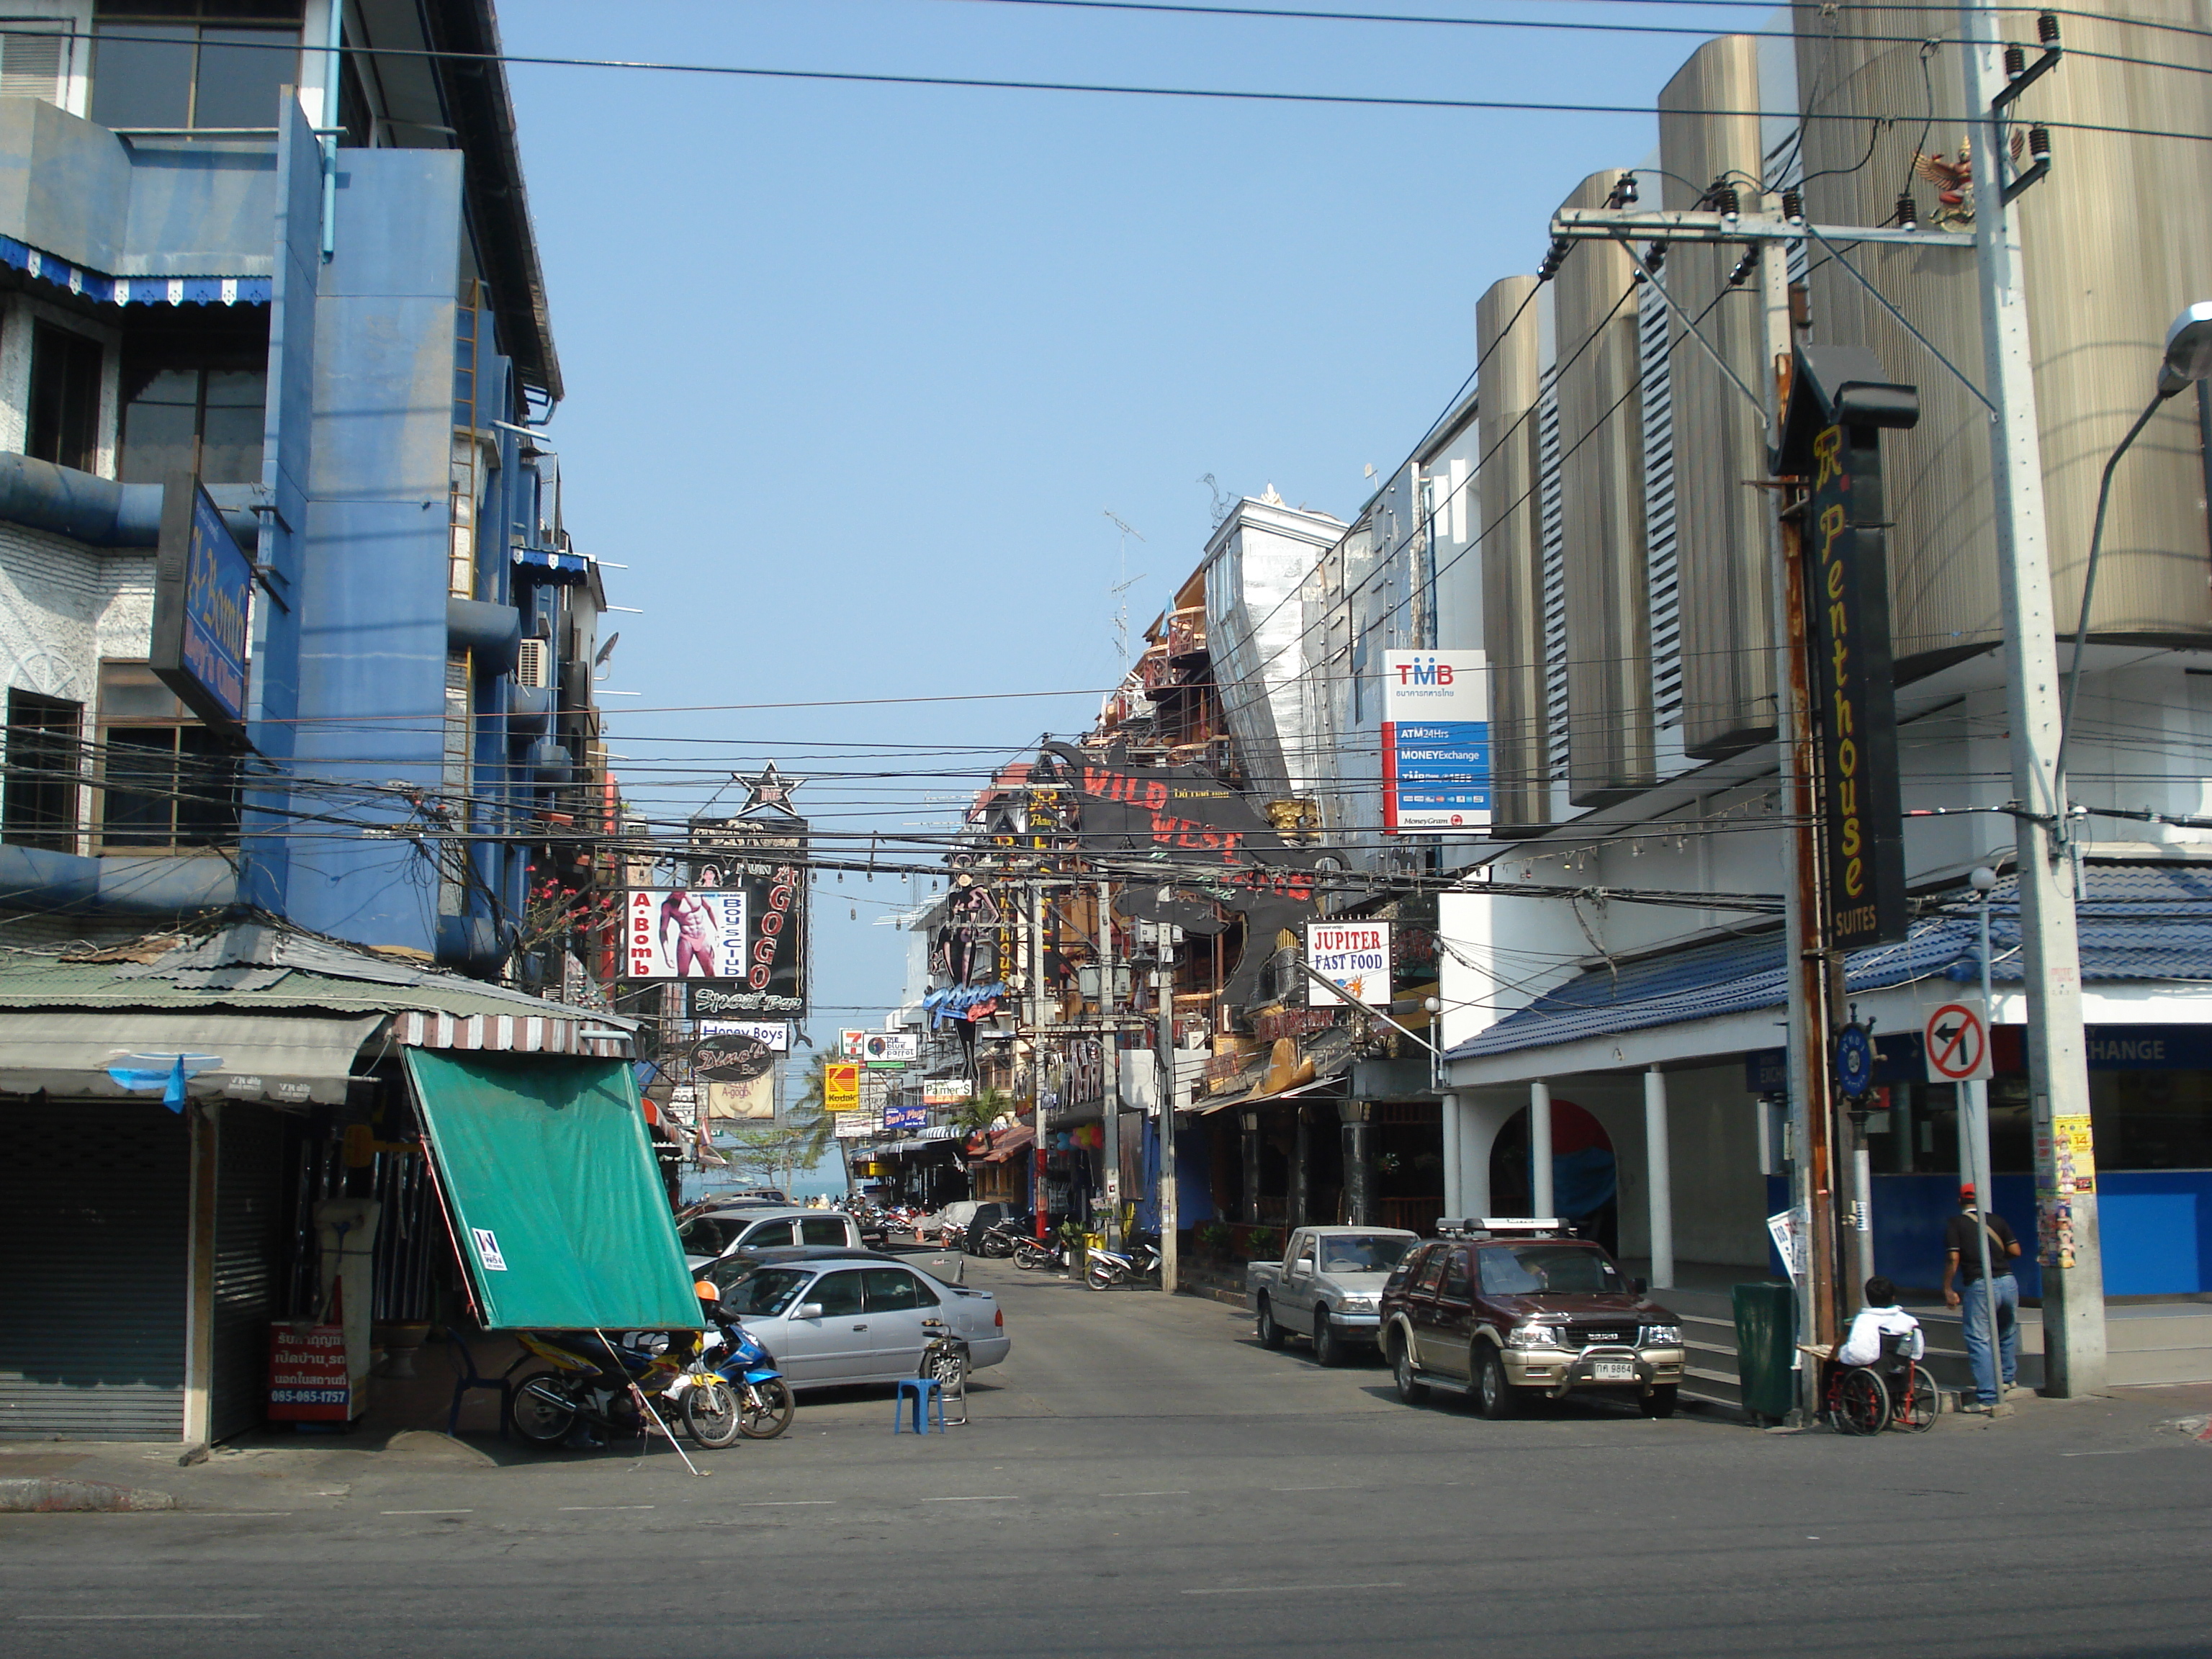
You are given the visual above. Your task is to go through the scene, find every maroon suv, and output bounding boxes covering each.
[1377,1222,1686,1419]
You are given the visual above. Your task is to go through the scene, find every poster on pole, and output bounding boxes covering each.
[1380,649,1490,833]
[1307,921,1392,1008]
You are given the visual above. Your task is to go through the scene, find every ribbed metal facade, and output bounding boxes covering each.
[1794,3,2212,672]
[1554,171,1657,804]
[211,1103,284,1444]
[0,1103,189,1439]
[1477,275,1549,829]
[1660,35,1781,755]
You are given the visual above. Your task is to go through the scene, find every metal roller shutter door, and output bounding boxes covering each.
[0,1102,189,1440]
[211,1103,284,1443]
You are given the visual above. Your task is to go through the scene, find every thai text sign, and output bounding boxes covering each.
[1308,921,1392,1007]
[152,476,252,738]
[268,1322,350,1421]
[1381,649,1490,832]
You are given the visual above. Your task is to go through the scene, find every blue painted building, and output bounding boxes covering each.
[0,0,608,973]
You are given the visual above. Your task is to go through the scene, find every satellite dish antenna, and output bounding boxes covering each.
[594,631,620,671]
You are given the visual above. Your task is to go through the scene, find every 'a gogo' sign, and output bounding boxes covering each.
[152,475,252,738]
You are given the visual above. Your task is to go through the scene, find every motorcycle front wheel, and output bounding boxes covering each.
[979,1233,1015,1259]
[510,1369,582,1444]
[1086,1260,1122,1290]
[682,1379,744,1448]
[738,1379,797,1439]
[1012,1242,1046,1270]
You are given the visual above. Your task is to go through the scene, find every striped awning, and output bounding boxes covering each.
[392,1009,631,1058]
[1,235,270,307]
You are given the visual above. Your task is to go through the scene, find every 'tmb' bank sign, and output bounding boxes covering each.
[1382,649,1490,833]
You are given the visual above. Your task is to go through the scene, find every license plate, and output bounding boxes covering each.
[1592,1359,1637,1382]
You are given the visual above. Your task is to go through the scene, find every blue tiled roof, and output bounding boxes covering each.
[1447,863,2212,1062]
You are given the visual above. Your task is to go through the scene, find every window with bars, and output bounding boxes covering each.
[95,661,238,851]
[4,689,82,851]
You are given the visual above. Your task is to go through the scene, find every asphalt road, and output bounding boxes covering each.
[6,1256,2211,1658]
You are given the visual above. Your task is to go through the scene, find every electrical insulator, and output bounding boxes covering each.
[1894,190,1918,230]
[1781,186,1805,223]
[2028,125,2052,161]
[1710,181,1741,218]
[1613,171,1639,207]
[2037,11,2059,46]
[2003,43,2026,78]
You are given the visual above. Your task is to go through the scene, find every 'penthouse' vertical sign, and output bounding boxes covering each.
[1780,346,1917,949]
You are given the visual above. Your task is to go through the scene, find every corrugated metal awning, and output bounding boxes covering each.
[0,1011,382,1105]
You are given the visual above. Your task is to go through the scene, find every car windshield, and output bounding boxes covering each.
[716,1267,813,1317]
[1320,1235,1416,1273]
[1478,1244,1626,1296]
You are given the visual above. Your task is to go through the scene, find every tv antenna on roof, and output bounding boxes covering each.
[1102,508,1147,673]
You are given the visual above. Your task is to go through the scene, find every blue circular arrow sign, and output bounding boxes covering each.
[1835,1023,1874,1097]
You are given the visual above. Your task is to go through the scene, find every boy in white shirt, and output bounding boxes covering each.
[1836,1276,1924,1367]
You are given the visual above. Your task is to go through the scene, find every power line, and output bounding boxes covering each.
[23,27,2212,145]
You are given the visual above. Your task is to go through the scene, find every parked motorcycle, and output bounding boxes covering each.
[978,1213,1035,1259]
[1012,1222,1075,1274]
[672,1305,796,1446]
[1084,1232,1162,1290]
[508,1328,701,1449]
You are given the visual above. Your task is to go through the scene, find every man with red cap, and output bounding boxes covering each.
[1943,1184,2023,1411]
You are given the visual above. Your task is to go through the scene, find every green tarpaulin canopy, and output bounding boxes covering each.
[404,1048,701,1331]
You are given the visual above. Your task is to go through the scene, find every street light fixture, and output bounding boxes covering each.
[2056,301,2212,793]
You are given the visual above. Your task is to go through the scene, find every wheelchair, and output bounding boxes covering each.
[1827,1328,1939,1436]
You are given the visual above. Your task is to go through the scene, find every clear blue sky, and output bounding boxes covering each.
[500,0,1763,1047]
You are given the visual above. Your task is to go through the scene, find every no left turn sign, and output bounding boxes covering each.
[1923,1000,1992,1083]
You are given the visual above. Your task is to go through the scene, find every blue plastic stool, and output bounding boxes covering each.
[893,1377,945,1434]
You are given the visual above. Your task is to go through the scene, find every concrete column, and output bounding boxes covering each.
[1291,1107,1311,1225]
[1241,1113,1263,1223]
[1339,1102,1375,1226]
[1529,1080,1554,1218]
[1441,1092,1461,1219]
[1644,1066,1674,1289]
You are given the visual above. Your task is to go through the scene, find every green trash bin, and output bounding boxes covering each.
[1732,1280,1797,1422]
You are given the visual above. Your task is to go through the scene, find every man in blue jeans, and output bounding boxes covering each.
[1942,1184,2025,1411]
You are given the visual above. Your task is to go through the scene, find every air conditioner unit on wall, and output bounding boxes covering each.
[516,637,549,688]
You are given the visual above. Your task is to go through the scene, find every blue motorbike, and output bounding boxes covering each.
[674,1309,796,1447]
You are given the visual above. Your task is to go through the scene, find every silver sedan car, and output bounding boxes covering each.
[704,1249,1010,1391]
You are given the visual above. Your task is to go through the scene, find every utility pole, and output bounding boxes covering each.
[1097,880,1121,1249]
[1029,878,1048,1244]
[1759,230,1839,1419]
[1957,0,2103,1395]
[1156,941,1179,1292]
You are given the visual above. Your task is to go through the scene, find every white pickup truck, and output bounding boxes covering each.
[1246,1226,1421,1367]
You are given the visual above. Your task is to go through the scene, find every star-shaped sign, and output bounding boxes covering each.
[734,763,806,818]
